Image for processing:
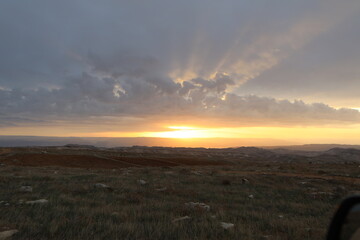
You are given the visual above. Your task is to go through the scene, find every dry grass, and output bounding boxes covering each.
[0,162,359,239]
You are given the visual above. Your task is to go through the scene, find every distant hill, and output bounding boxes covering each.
[318,148,360,162]
[265,144,360,152]
[1,142,360,163]
[0,135,294,148]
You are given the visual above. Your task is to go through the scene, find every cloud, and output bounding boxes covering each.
[234,1,360,104]
[0,63,359,128]
[0,115,46,127]
[0,0,360,129]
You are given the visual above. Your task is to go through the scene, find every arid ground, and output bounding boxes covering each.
[0,146,359,239]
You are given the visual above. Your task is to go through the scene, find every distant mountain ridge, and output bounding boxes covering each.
[1,136,360,163]
[265,144,360,151]
[0,135,294,148]
[1,143,360,164]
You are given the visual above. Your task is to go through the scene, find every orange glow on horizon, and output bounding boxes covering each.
[142,126,210,138]
[139,125,360,143]
[1,124,360,146]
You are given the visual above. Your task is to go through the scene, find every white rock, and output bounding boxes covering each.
[94,183,110,188]
[138,179,147,185]
[172,216,191,223]
[248,194,254,199]
[0,229,18,240]
[220,222,234,229]
[26,199,48,205]
[278,215,284,218]
[241,178,249,184]
[155,187,167,192]
[19,186,32,192]
[262,235,272,239]
[185,202,210,211]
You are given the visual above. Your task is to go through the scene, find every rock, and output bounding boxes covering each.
[191,171,202,175]
[94,183,109,188]
[25,199,48,205]
[155,187,167,192]
[0,229,18,240]
[278,215,284,218]
[211,215,216,219]
[310,192,334,199]
[248,194,254,199]
[261,235,272,239]
[220,222,234,229]
[138,179,147,185]
[111,212,119,216]
[172,216,191,223]
[241,178,249,184]
[164,171,174,175]
[185,202,210,211]
[19,186,32,192]
[94,183,113,191]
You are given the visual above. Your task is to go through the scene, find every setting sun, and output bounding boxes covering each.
[155,130,202,138]
[143,126,209,138]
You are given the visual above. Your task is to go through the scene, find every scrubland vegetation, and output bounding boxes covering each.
[1,158,359,239]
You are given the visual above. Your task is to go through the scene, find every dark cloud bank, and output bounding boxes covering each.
[1,56,359,127]
[1,0,360,128]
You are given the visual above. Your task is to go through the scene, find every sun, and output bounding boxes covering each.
[143,126,209,139]
[155,130,201,138]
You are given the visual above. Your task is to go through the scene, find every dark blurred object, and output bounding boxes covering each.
[327,196,360,240]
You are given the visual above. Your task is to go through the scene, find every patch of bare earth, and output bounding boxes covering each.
[1,153,227,169]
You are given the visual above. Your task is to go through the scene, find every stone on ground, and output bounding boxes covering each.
[220,222,234,229]
[0,230,18,240]
[172,216,191,223]
[19,186,32,192]
[25,199,48,205]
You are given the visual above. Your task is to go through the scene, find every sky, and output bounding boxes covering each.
[1,0,360,146]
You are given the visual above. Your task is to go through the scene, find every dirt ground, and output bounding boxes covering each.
[0,147,359,239]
